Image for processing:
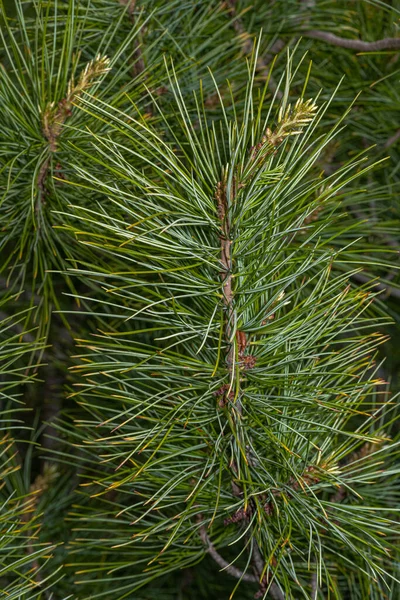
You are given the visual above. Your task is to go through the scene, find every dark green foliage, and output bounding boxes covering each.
[0,1,399,599]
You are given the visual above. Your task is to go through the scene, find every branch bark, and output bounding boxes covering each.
[304,30,400,51]
[215,174,246,417]
[384,128,400,149]
[226,1,284,98]
[216,176,234,366]
[350,272,400,300]
[119,0,146,76]
[252,542,284,600]
[311,571,318,599]
[199,525,258,583]
[214,170,284,595]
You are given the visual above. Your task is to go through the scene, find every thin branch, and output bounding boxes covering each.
[226,1,284,98]
[24,526,43,587]
[37,156,50,206]
[119,0,146,76]
[252,542,284,600]
[384,128,400,149]
[199,525,258,583]
[304,30,400,51]
[215,174,241,413]
[311,571,318,599]
[350,272,400,300]
[0,311,35,343]
[251,542,265,579]
[39,56,110,205]
[216,175,234,357]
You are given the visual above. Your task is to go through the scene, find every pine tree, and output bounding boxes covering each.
[0,1,399,599]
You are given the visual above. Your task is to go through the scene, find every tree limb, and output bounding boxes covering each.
[119,0,146,76]
[384,128,400,149]
[304,30,400,51]
[0,311,35,343]
[311,571,318,599]
[199,525,258,583]
[252,542,284,600]
[226,0,284,98]
[350,272,400,300]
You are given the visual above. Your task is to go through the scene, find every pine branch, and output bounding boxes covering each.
[350,272,400,300]
[252,543,284,600]
[58,52,400,598]
[384,129,400,149]
[2,1,399,597]
[215,176,237,405]
[311,572,318,600]
[199,525,258,583]
[119,0,146,77]
[226,0,284,97]
[42,55,110,153]
[304,30,400,51]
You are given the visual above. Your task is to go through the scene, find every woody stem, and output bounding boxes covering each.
[217,174,243,417]
[200,525,258,583]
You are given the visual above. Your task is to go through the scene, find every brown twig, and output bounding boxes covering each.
[199,524,258,583]
[304,30,400,51]
[311,571,318,599]
[384,128,400,149]
[21,466,57,592]
[215,175,257,408]
[119,0,146,77]
[23,522,43,587]
[0,311,36,343]
[39,55,110,204]
[225,0,285,98]
[252,542,284,600]
[350,272,400,300]
[216,175,237,398]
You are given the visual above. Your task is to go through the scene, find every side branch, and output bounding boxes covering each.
[350,272,400,300]
[311,572,318,599]
[39,55,110,203]
[304,30,400,51]
[199,525,258,583]
[226,0,284,97]
[384,129,400,149]
[216,178,234,366]
[252,542,284,600]
[119,0,146,76]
